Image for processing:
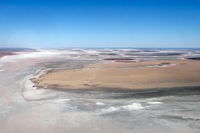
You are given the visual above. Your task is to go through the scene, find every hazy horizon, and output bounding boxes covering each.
[1,46,200,49]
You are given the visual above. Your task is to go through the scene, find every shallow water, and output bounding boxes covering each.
[0,49,200,133]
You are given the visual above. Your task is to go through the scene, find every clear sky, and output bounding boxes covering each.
[0,0,200,48]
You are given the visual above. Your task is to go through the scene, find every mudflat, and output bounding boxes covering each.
[33,59,200,90]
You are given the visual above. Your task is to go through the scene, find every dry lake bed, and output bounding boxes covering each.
[0,48,200,133]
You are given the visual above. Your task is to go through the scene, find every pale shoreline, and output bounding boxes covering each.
[32,59,200,91]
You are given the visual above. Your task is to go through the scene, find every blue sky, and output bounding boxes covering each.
[0,0,200,48]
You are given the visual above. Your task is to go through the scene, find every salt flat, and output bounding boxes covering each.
[0,49,200,133]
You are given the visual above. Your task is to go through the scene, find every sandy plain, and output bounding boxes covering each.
[32,59,200,90]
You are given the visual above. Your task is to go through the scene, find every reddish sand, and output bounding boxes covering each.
[0,52,16,58]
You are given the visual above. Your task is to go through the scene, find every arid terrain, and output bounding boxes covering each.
[0,51,15,58]
[0,48,200,133]
[33,59,200,90]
